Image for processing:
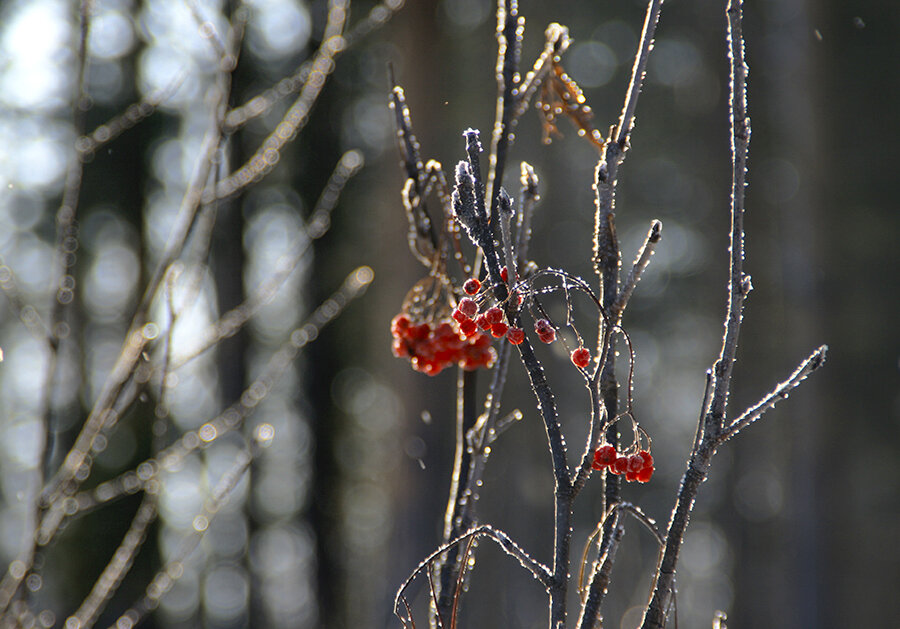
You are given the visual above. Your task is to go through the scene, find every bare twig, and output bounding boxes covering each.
[395,524,552,618]
[592,1,665,555]
[209,1,349,203]
[107,431,271,629]
[224,0,405,131]
[484,0,524,223]
[706,0,752,437]
[613,220,662,321]
[722,345,828,441]
[172,151,364,367]
[640,4,825,626]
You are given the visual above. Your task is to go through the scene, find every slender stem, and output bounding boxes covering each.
[641,445,715,629]
[613,220,662,321]
[723,345,827,442]
[707,0,751,435]
[435,368,478,622]
[616,0,665,145]
[576,509,624,629]
[485,0,522,222]
[641,3,747,625]
[395,524,552,619]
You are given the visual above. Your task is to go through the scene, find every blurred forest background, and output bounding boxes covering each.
[0,0,896,628]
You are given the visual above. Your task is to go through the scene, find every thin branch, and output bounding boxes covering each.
[39,85,225,511]
[106,437,266,629]
[224,0,405,131]
[640,5,754,626]
[722,345,828,442]
[616,0,665,146]
[706,0,752,436]
[394,525,552,614]
[515,161,540,268]
[209,0,349,203]
[513,23,571,120]
[576,508,624,629]
[450,536,477,629]
[613,219,662,321]
[36,267,373,542]
[172,151,364,368]
[577,503,662,629]
[485,0,524,223]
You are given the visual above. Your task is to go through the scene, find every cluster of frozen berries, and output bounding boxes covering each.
[591,444,654,483]
[451,277,526,345]
[455,275,564,351]
[391,313,496,376]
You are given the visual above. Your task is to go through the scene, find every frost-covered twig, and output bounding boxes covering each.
[723,345,828,441]
[639,3,826,626]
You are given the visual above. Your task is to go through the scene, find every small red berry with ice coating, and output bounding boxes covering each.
[628,454,645,473]
[507,327,524,345]
[458,297,478,318]
[463,278,481,295]
[459,318,478,337]
[475,314,491,330]
[637,450,653,469]
[491,321,509,338]
[452,309,468,324]
[571,347,591,368]
[535,319,556,344]
[535,319,552,333]
[485,306,503,325]
[391,314,411,336]
[500,266,509,283]
[612,455,629,475]
[592,444,617,470]
[637,464,654,483]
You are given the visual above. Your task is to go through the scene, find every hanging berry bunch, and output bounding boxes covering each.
[387,84,501,376]
[592,444,654,483]
[390,278,496,376]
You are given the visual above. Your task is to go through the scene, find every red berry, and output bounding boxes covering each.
[463,278,481,295]
[491,321,509,338]
[507,327,524,345]
[392,338,409,357]
[485,306,503,325]
[458,297,478,318]
[534,319,552,333]
[592,444,617,470]
[538,329,556,344]
[637,450,654,469]
[571,347,591,368]
[452,308,469,323]
[625,470,638,482]
[628,454,645,473]
[475,314,491,330]
[612,456,629,475]
[637,465,654,483]
[391,314,411,336]
[459,318,478,337]
[500,266,509,283]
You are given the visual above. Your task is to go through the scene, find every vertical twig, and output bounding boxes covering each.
[640,2,748,626]
[485,0,523,222]
[593,0,665,540]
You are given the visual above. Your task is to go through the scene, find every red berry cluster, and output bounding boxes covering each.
[391,313,496,376]
[455,294,526,347]
[592,444,654,483]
